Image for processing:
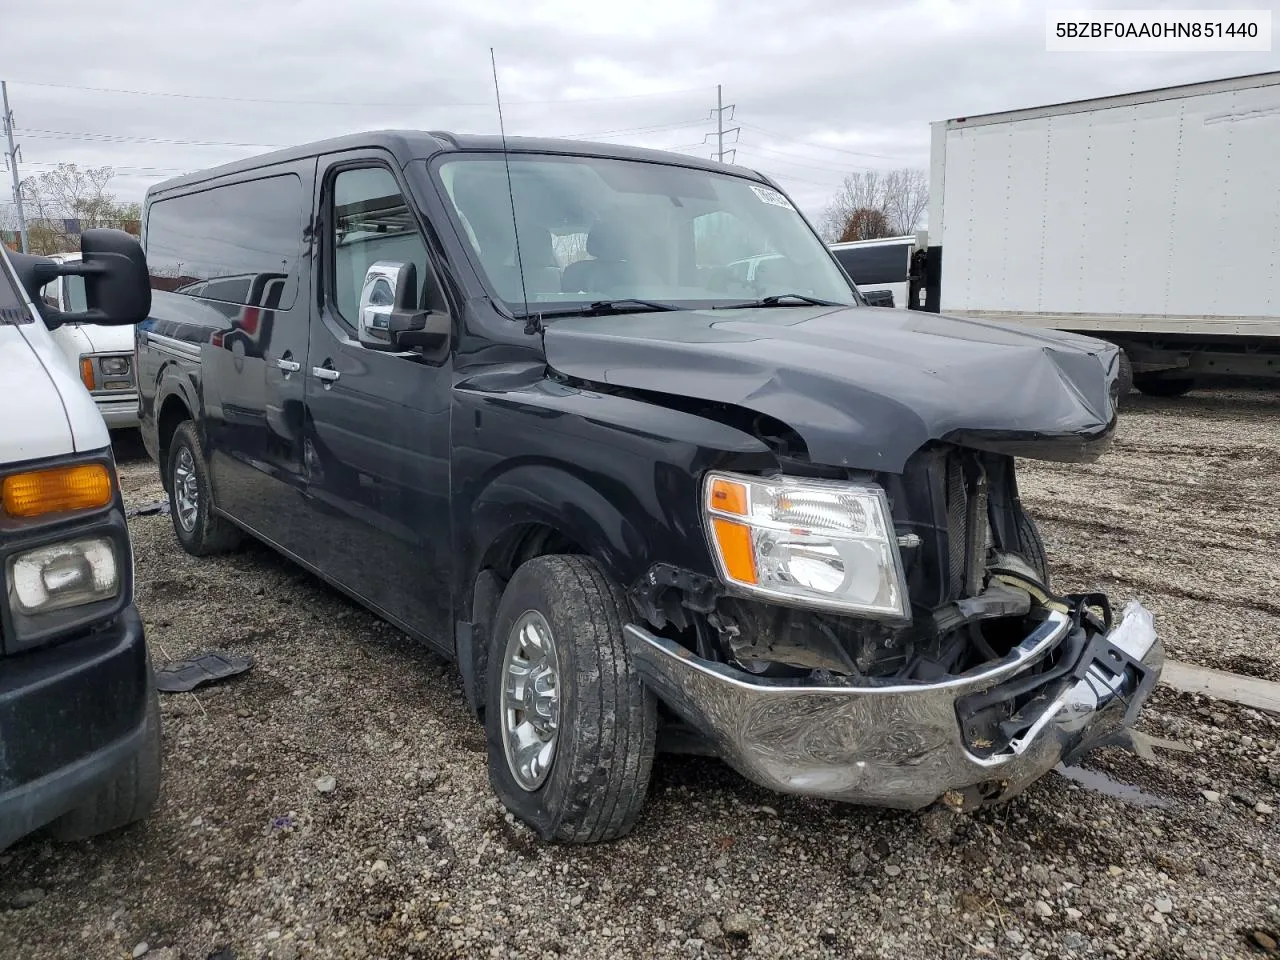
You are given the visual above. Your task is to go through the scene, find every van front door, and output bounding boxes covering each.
[302,154,454,648]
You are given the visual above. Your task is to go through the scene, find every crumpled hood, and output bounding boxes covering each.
[542,305,1119,473]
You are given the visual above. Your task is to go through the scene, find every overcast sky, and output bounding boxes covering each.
[3,0,1277,223]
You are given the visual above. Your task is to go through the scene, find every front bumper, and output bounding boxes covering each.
[96,394,141,429]
[0,606,151,850]
[625,601,1162,810]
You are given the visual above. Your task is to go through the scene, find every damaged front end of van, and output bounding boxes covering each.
[547,307,1163,811]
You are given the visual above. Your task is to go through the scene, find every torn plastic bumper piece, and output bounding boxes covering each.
[624,601,1162,810]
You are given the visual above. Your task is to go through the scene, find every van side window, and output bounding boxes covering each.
[145,174,305,308]
[329,167,432,329]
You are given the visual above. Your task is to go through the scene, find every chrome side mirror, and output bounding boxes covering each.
[356,260,406,348]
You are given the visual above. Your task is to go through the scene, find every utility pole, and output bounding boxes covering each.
[2,81,29,253]
[706,84,739,164]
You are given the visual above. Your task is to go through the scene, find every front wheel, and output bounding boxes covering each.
[1014,507,1051,589]
[484,555,657,843]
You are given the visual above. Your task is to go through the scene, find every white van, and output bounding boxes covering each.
[38,252,140,430]
[829,232,929,310]
[0,232,162,851]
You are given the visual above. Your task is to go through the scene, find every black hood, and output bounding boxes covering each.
[542,305,1120,474]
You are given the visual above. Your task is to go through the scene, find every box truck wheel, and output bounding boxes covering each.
[484,555,657,843]
[1134,375,1194,398]
[1116,349,1134,404]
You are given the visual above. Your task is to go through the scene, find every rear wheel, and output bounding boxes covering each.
[48,676,162,842]
[484,555,656,843]
[1134,375,1194,398]
[166,421,242,556]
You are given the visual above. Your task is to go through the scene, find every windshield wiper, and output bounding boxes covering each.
[523,298,684,319]
[712,293,844,309]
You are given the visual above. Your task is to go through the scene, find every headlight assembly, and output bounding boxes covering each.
[7,537,120,616]
[703,471,909,619]
[99,355,130,376]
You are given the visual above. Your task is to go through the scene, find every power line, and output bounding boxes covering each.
[22,160,189,175]
[10,78,710,108]
[748,168,846,189]
[733,145,856,176]
[558,118,706,140]
[738,122,907,161]
[15,120,704,152]
[16,127,286,149]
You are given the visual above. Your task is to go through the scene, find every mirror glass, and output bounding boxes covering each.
[357,261,403,346]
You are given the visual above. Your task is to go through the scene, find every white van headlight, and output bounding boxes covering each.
[703,471,909,619]
[7,537,120,615]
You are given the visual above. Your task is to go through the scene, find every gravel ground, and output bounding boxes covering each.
[2,389,1279,960]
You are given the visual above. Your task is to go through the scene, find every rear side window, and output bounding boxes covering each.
[144,173,305,310]
[833,242,912,286]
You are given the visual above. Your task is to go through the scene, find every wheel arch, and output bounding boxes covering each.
[155,389,195,491]
[456,465,646,721]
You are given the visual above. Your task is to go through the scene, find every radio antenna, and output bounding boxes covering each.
[490,47,534,333]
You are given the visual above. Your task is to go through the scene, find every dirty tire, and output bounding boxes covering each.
[1115,348,1134,406]
[485,555,657,843]
[1014,508,1051,589]
[48,675,162,842]
[1134,375,1195,398]
[166,421,242,556]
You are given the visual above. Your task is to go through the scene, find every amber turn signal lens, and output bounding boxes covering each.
[2,463,113,518]
[711,517,757,585]
[80,357,96,391]
[708,477,748,516]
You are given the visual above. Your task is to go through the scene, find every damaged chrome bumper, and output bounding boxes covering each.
[624,601,1163,810]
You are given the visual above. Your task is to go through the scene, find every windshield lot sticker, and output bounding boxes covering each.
[750,185,794,209]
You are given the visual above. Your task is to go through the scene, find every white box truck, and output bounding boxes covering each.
[926,71,1280,397]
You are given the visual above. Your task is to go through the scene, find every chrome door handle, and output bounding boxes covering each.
[276,358,301,372]
[312,366,340,382]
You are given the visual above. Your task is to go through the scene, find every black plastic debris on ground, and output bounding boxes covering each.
[154,651,254,693]
[126,498,170,519]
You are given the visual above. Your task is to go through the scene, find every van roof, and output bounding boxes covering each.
[146,130,763,200]
[829,235,916,249]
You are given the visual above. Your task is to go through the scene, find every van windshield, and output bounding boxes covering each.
[431,154,856,316]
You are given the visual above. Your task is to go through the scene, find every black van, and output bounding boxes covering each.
[136,131,1161,843]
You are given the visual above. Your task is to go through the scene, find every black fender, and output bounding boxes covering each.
[450,375,777,715]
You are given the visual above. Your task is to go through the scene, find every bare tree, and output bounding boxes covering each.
[820,171,884,242]
[19,164,139,254]
[0,202,20,250]
[881,168,929,235]
[820,167,929,243]
[838,207,892,243]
